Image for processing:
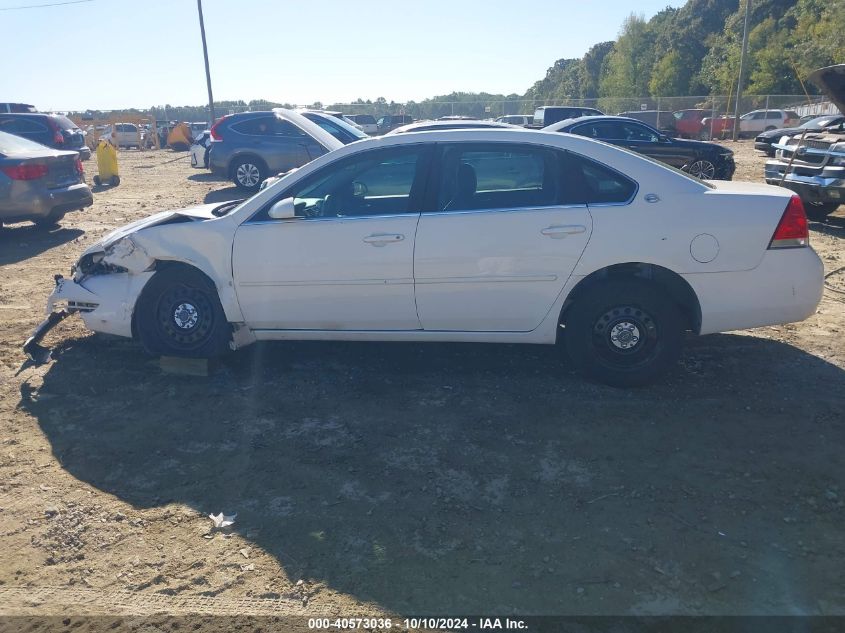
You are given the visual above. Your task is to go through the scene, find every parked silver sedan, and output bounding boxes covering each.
[0,130,93,228]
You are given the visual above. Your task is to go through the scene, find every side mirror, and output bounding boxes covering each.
[267,197,297,220]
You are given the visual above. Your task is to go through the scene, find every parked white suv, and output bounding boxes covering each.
[102,123,142,149]
[738,109,800,136]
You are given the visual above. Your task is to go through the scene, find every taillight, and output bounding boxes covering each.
[769,195,809,249]
[209,115,229,141]
[1,163,49,180]
[74,157,83,174]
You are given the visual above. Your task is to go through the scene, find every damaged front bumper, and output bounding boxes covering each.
[23,271,154,362]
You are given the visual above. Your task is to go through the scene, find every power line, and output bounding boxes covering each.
[0,0,93,10]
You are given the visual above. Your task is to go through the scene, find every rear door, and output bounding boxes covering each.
[413,142,592,332]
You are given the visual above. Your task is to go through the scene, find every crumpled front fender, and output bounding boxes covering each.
[48,272,156,338]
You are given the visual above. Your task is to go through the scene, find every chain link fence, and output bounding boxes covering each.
[317,95,837,122]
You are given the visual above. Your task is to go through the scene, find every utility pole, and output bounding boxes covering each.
[732,0,751,141]
[197,0,216,126]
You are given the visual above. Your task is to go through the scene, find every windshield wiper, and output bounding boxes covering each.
[211,200,245,217]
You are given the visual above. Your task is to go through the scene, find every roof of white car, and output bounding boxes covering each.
[387,120,519,134]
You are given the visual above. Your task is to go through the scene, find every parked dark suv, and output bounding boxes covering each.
[0,113,90,160]
[208,111,333,190]
[548,116,735,180]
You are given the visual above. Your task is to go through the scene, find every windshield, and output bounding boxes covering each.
[800,116,840,129]
[301,112,367,143]
[0,129,49,153]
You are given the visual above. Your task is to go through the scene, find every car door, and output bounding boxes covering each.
[617,121,691,168]
[270,117,321,171]
[413,142,592,332]
[231,144,433,330]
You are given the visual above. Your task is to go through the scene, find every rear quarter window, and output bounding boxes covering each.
[560,151,638,205]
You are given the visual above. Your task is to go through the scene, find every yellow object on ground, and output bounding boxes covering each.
[166,122,193,151]
[93,139,120,186]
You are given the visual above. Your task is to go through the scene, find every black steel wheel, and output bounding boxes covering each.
[564,280,684,387]
[136,267,230,357]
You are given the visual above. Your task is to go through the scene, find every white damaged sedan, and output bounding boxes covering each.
[27,129,824,386]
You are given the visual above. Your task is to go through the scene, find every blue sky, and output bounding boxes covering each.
[0,0,684,110]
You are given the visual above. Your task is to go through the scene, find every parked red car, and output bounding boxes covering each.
[699,115,736,140]
[672,109,709,138]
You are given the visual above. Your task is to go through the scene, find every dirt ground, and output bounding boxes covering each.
[0,142,843,622]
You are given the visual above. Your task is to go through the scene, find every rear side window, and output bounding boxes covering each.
[356,114,376,124]
[231,116,277,136]
[0,118,47,133]
[436,143,558,212]
[559,151,637,205]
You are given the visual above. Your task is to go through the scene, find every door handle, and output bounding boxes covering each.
[541,225,586,239]
[363,233,404,247]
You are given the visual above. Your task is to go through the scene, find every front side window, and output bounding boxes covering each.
[436,144,558,212]
[269,146,429,220]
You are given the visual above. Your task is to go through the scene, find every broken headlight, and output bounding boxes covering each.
[72,250,128,280]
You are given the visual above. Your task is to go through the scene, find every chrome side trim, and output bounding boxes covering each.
[239,277,414,287]
[244,213,419,226]
[414,274,558,284]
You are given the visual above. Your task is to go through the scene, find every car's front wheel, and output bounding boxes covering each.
[232,157,265,191]
[136,267,231,357]
[563,280,684,387]
[686,159,717,179]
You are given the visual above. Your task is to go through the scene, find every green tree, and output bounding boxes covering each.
[649,51,686,96]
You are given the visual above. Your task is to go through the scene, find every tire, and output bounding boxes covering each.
[687,159,717,180]
[698,130,711,141]
[110,175,120,186]
[232,156,265,191]
[563,280,684,387]
[804,201,839,221]
[136,267,231,358]
[765,125,776,131]
[34,209,66,228]
[93,175,101,186]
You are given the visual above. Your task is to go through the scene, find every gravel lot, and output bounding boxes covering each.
[0,142,843,620]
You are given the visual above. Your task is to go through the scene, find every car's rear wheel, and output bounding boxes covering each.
[804,201,839,221]
[34,209,66,228]
[687,159,716,179]
[564,280,684,387]
[232,157,265,191]
[136,267,231,358]
[698,130,711,141]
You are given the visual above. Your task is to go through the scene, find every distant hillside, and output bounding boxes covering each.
[525,0,845,103]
